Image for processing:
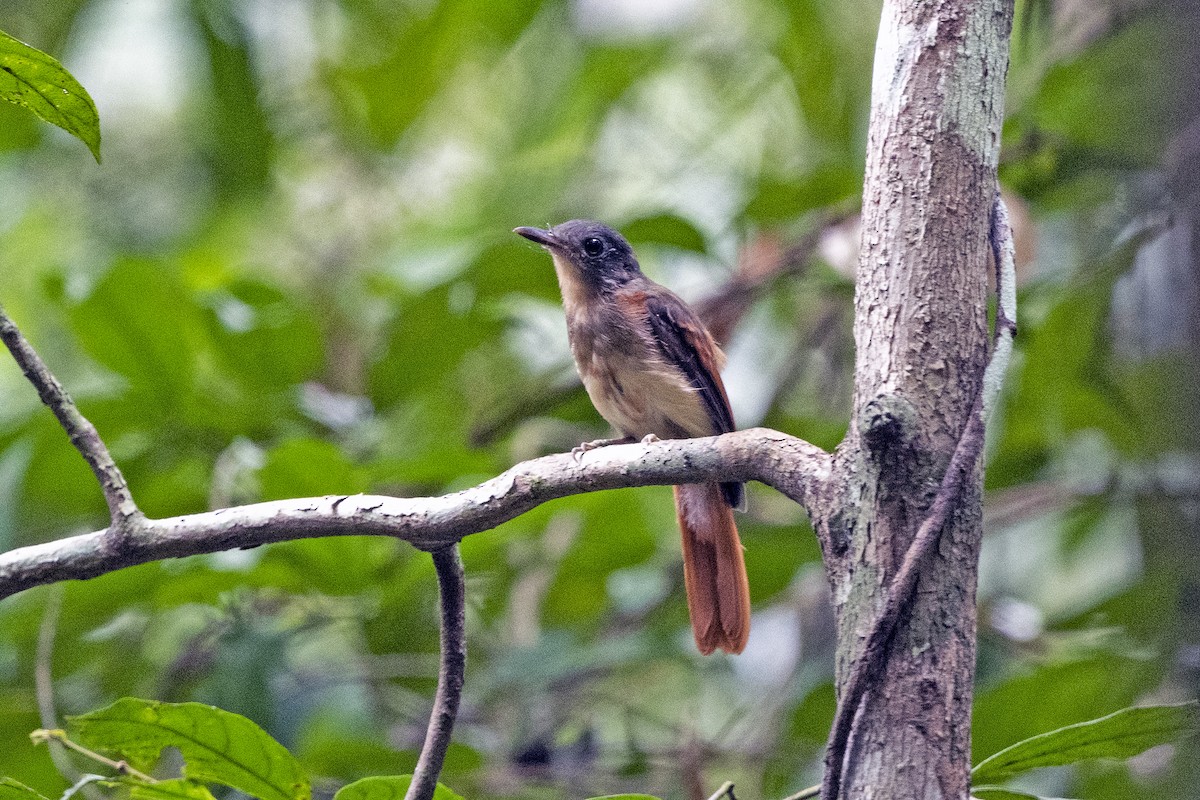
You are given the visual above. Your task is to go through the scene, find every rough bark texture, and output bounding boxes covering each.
[815,0,1014,797]
[0,428,830,602]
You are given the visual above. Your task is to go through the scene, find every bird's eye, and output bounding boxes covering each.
[582,237,605,257]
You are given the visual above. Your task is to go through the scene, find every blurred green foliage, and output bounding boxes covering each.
[0,1,1196,799]
[10,697,1190,800]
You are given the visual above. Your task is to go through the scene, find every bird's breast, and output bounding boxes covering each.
[569,311,714,441]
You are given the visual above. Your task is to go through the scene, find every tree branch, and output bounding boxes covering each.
[821,191,1018,800]
[0,428,831,603]
[0,304,143,531]
[407,544,466,800]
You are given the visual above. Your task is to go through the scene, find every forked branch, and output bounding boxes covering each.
[0,304,142,530]
[0,301,832,800]
[0,428,829,601]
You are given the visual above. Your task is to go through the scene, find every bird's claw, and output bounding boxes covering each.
[571,436,635,462]
[640,433,660,444]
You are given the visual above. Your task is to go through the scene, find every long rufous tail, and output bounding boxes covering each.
[674,483,751,655]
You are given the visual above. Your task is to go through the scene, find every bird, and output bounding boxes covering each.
[515,220,750,654]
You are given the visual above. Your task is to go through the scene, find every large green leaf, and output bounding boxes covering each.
[743,167,861,223]
[128,779,218,800]
[622,215,707,254]
[329,0,543,146]
[68,259,201,399]
[0,29,100,160]
[67,698,310,800]
[332,776,462,800]
[190,3,273,198]
[971,701,1199,785]
[542,491,658,627]
[777,0,875,148]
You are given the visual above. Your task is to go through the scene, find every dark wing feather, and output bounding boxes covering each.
[644,292,744,510]
[644,292,735,435]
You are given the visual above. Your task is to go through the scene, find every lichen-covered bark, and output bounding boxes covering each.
[816,0,1014,797]
[0,428,831,602]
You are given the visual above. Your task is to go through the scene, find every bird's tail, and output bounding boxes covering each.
[674,483,751,655]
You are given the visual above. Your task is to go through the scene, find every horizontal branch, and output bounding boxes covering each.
[0,428,831,602]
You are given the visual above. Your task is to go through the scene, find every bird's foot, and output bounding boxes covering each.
[572,436,635,462]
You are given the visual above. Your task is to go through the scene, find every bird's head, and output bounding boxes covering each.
[515,220,643,294]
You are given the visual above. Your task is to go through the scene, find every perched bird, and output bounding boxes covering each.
[515,220,750,654]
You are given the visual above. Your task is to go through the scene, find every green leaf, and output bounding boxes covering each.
[622,215,707,254]
[1031,17,1174,164]
[69,259,201,398]
[332,776,463,800]
[0,29,100,161]
[0,778,50,800]
[971,788,1043,800]
[971,701,1200,785]
[67,698,310,800]
[332,0,541,146]
[128,779,218,800]
[258,438,367,501]
[743,167,861,223]
[203,279,325,391]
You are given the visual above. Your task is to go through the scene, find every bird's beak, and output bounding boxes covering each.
[514,226,562,250]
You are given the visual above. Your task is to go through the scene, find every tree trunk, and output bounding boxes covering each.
[815,0,1014,796]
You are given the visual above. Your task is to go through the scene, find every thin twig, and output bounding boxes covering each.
[31,729,158,783]
[60,774,110,800]
[780,785,820,800]
[820,192,1017,800]
[36,584,83,783]
[406,544,467,800]
[705,780,736,800]
[984,192,1018,419]
[0,304,142,530]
